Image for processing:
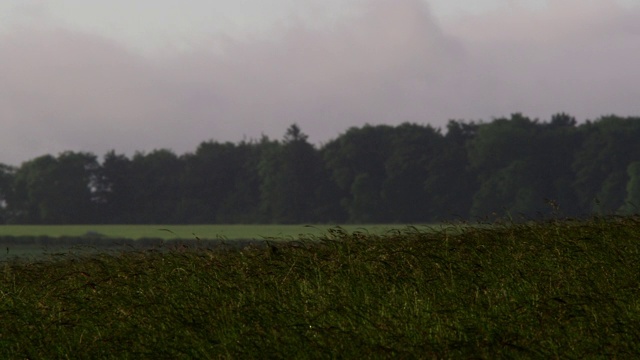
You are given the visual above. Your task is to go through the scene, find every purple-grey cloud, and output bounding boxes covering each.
[1,0,639,165]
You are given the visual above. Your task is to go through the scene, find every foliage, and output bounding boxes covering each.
[0,164,15,223]
[177,141,258,223]
[7,152,98,224]
[619,161,640,215]
[94,151,134,223]
[381,123,442,222]
[572,116,640,214]
[258,124,329,223]
[1,114,640,224]
[1,218,640,357]
[423,120,478,220]
[322,124,394,222]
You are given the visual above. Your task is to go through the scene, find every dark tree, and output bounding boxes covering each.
[94,151,135,223]
[423,120,479,221]
[128,149,184,223]
[0,164,15,223]
[8,152,99,224]
[381,123,442,222]
[467,114,540,218]
[619,161,640,215]
[258,124,328,223]
[177,140,264,223]
[572,116,640,214]
[4,113,640,224]
[322,124,394,223]
[215,140,266,223]
[466,113,578,219]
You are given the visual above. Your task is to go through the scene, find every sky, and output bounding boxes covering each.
[1,0,639,165]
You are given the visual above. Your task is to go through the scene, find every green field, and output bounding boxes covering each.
[0,224,437,261]
[0,224,421,240]
[3,217,639,357]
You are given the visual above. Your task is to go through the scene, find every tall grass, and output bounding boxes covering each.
[1,216,640,358]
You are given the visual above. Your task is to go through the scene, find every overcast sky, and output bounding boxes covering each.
[1,0,639,165]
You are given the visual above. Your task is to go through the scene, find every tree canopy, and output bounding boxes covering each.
[1,113,639,224]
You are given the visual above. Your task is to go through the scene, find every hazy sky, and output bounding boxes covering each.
[1,0,639,165]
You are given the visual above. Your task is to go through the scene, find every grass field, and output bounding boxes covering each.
[0,224,416,240]
[0,223,438,262]
[1,216,639,357]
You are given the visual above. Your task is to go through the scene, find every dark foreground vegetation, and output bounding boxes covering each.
[1,216,639,358]
[2,113,640,225]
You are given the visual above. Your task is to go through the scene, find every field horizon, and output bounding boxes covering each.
[0,224,431,241]
[0,223,442,261]
[2,216,639,357]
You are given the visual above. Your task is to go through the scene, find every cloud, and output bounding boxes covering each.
[440,0,640,119]
[0,0,639,165]
[0,28,176,164]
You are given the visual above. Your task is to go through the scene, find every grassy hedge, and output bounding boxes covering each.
[1,217,640,358]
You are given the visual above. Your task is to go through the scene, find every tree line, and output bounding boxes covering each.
[1,113,639,224]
